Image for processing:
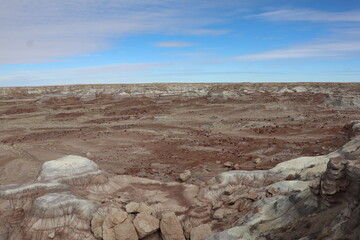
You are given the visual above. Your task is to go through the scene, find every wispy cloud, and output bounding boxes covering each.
[234,41,360,61]
[0,0,239,64]
[154,41,196,47]
[188,29,230,35]
[249,9,360,22]
[174,52,211,57]
[0,62,168,86]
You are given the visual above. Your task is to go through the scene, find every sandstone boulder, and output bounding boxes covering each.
[254,158,262,164]
[126,202,140,213]
[213,209,224,220]
[48,232,55,239]
[233,164,241,170]
[114,218,139,240]
[190,224,212,240]
[138,203,154,215]
[160,212,185,240]
[179,170,191,182]
[103,208,128,240]
[91,214,105,239]
[246,192,258,201]
[223,162,234,168]
[266,187,278,197]
[133,212,160,239]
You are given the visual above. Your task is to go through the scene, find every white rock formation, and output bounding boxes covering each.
[37,155,101,182]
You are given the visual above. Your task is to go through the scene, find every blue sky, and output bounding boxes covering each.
[0,0,360,86]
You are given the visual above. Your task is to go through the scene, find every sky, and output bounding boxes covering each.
[0,0,360,86]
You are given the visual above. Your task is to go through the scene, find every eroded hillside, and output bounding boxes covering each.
[1,83,360,239]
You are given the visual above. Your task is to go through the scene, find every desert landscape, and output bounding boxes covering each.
[1,83,360,240]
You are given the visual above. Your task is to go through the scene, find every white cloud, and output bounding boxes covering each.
[234,41,360,61]
[242,8,360,61]
[154,41,196,47]
[249,9,360,22]
[0,0,239,64]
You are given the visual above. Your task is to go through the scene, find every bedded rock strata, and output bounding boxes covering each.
[1,121,360,239]
[207,120,360,239]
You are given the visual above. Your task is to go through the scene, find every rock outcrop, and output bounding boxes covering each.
[206,121,360,239]
[0,155,199,240]
[1,120,360,239]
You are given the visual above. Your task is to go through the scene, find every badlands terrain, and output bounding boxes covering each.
[0,83,360,239]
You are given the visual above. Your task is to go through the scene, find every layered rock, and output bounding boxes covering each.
[307,154,360,239]
[310,157,349,204]
[1,120,360,240]
[37,155,101,182]
[0,155,198,240]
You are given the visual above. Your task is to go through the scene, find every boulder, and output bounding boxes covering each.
[126,202,140,213]
[254,158,262,165]
[224,186,235,195]
[233,164,241,170]
[109,208,128,225]
[190,224,212,240]
[91,214,105,239]
[246,192,258,201]
[213,209,224,220]
[103,208,128,240]
[180,170,191,182]
[211,200,223,210]
[160,212,185,240]
[114,218,139,240]
[138,203,154,215]
[142,232,162,240]
[266,187,278,197]
[223,162,234,168]
[48,232,55,239]
[133,212,160,239]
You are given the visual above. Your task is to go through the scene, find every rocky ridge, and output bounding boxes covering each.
[1,83,360,108]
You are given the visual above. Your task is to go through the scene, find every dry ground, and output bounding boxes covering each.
[0,83,359,186]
